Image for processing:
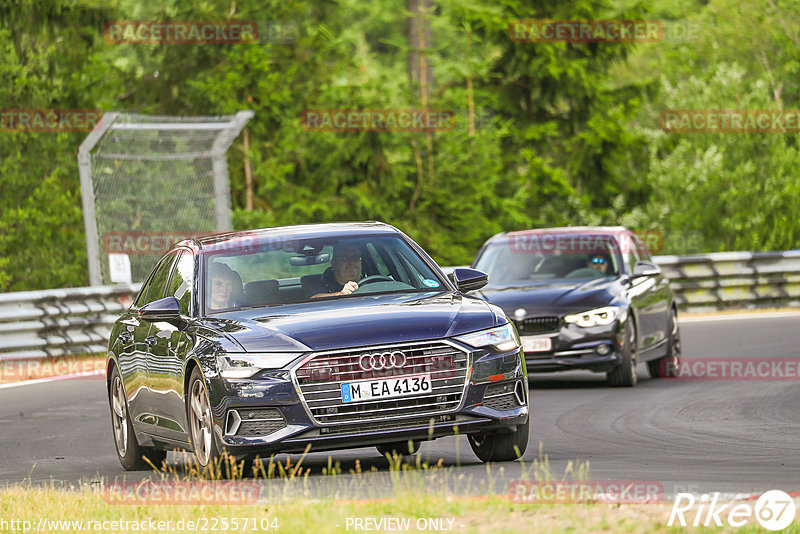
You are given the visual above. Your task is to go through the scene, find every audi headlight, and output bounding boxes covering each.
[455,323,520,352]
[216,353,302,379]
[564,306,620,328]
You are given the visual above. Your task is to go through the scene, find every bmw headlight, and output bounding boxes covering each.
[564,306,620,328]
[216,353,302,379]
[455,323,520,352]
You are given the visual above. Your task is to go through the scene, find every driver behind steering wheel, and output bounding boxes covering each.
[311,243,362,298]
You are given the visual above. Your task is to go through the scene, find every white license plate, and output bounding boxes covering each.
[522,336,552,353]
[341,373,432,403]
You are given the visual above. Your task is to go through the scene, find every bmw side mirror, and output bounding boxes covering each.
[631,261,661,278]
[451,268,488,292]
[139,296,182,323]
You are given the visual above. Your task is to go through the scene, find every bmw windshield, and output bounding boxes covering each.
[474,234,623,285]
[203,235,446,313]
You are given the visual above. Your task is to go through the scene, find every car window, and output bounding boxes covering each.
[144,251,179,305]
[133,268,156,308]
[632,234,653,261]
[366,243,391,276]
[624,235,641,272]
[202,235,445,312]
[381,241,435,287]
[167,250,194,316]
[475,234,621,283]
[134,254,172,307]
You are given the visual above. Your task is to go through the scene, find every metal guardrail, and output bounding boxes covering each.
[655,250,800,312]
[0,284,140,360]
[1,250,798,359]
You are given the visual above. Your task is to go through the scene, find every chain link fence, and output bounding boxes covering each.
[78,111,253,286]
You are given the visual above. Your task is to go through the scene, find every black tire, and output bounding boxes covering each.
[648,308,681,378]
[186,366,227,477]
[376,440,421,457]
[607,320,637,387]
[467,416,529,463]
[108,366,167,471]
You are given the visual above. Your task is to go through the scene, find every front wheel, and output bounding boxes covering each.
[468,417,529,463]
[187,367,223,474]
[648,308,681,378]
[109,366,166,470]
[607,321,637,387]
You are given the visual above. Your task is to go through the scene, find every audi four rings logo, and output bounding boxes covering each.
[359,351,406,371]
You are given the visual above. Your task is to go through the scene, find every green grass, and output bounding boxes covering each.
[3,447,797,532]
[3,484,798,533]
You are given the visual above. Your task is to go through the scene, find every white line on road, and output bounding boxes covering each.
[0,369,104,390]
[679,311,799,323]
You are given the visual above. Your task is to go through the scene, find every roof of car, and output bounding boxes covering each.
[180,221,400,252]
[490,226,629,241]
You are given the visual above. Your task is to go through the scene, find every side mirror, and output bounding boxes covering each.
[631,260,661,278]
[139,296,182,322]
[451,268,488,292]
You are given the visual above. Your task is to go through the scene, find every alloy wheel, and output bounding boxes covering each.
[190,379,213,466]
[111,376,128,457]
[629,324,637,384]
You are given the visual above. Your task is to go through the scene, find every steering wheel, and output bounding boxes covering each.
[356,275,395,286]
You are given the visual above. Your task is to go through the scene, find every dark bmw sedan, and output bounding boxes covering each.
[107,222,529,473]
[472,227,681,387]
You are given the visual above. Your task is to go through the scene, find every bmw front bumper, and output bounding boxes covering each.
[521,321,624,373]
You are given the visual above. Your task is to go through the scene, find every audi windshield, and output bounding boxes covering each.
[203,235,446,313]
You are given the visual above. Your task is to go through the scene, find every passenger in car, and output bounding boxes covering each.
[208,262,242,309]
[310,243,363,298]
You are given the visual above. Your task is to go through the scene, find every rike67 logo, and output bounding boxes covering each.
[669,490,796,530]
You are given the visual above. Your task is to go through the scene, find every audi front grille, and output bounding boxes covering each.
[292,341,470,425]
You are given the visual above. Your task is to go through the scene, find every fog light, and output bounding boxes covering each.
[596,344,611,356]
[225,410,242,436]
[514,381,526,406]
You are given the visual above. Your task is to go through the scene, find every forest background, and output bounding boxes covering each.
[2,0,798,291]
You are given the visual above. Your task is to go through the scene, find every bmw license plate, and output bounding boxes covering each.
[522,336,552,352]
[341,373,432,403]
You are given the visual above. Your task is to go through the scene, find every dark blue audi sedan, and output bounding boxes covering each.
[106,222,529,473]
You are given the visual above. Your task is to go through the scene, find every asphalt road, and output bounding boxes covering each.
[2,314,799,499]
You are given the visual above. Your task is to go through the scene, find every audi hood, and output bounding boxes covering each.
[206,291,507,352]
